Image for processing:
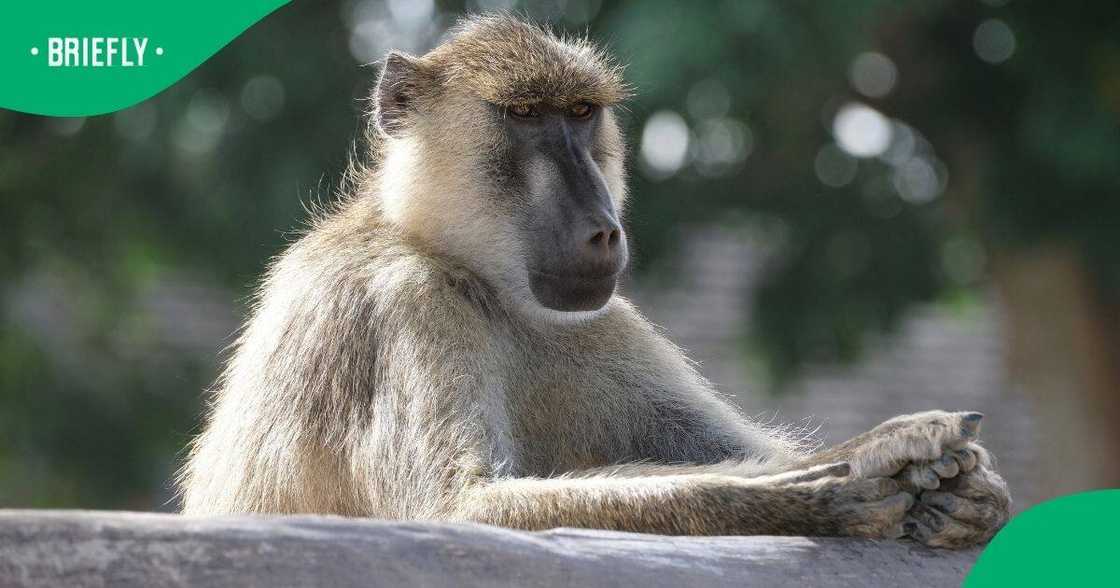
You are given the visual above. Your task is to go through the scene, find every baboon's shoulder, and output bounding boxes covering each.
[288,215,501,325]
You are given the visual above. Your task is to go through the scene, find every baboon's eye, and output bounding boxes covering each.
[509,104,540,119]
[567,102,595,119]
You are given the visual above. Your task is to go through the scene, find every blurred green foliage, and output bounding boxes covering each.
[1,0,1117,509]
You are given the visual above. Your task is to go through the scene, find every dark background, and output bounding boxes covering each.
[2,0,1118,511]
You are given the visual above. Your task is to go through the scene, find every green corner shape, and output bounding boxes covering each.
[0,0,291,116]
[965,489,1120,586]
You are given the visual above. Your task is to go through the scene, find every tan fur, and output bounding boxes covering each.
[178,14,1009,547]
[427,15,631,107]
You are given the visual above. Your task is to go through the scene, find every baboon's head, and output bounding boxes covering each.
[372,14,630,320]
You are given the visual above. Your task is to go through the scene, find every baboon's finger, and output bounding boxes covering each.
[837,484,912,539]
[930,454,960,479]
[906,504,982,549]
[896,475,920,495]
[950,448,978,473]
[896,462,939,494]
[958,412,983,440]
[946,466,1011,509]
[883,492,915,515]
[919,490,960,512]
[970,443,994,469]
[920,491,994,527]
[851,477,903,500]
[852,492,912,527]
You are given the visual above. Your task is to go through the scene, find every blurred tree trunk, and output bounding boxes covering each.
[995,245,1120,502]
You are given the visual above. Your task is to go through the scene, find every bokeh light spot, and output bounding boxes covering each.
[815,143,859,187]
[113,103,158,142]
[833,103,892,158]
[468,0,515,9]
[47,117,85,137]
[640,111,690,178]
[240,75,286,122]
[892,158,941,203]
[693,118,753,177]
[973,19,1016,64]
[879,122,916,166]
[387,0,434,29]
[345,0,438,63]
[849,52,898,98]
[174,88,230,154]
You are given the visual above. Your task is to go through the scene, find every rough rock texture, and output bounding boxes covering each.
[0,510,979,587]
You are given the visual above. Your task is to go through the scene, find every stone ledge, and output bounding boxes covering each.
[0,510,979,587]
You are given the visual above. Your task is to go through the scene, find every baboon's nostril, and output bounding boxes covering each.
[584,218,623,264]
[588,229,620,250]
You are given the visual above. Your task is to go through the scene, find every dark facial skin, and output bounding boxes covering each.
[497,102,629,312]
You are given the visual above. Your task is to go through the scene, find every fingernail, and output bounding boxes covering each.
[961,412,984,437]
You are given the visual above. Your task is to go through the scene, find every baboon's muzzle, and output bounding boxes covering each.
[527,119,627,312]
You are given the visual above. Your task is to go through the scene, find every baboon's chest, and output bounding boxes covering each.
[503,352,652,476]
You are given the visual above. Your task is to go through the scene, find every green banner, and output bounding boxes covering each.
[966,489,1120,586]
[0,0,290,116]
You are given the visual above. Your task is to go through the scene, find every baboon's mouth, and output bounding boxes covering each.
[527,269,618,312]
[528,268,619,281]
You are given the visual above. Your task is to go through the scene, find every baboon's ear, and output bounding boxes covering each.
[375,51,428,138]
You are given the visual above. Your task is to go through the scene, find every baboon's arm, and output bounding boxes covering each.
[451,465,911,537]
[600,302,807,468]
[601,308,996,492]
[799,411,985,478]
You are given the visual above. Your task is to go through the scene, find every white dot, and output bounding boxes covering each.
[879,122,916,166]
[973,19,1015,64]
[640,111,690,178]
[893,158,942,203]
[240,75,286,121]
[832,103,892,158]
[693,117,753,177]
[387,0,434,29]
[156,47,164,56]
[849,52,898,98]
[30,47,39,56]
[174,88,230,154]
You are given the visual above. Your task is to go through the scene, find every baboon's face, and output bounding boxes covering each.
[374,17,631,320]
[496,101,628,313]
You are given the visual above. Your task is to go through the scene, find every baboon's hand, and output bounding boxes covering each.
[893,442,984,494]
[806,410,1009,547]
[840,410,985,478]
[815,475,914,539]
[902,444,1011,549]
[740,462,912,538]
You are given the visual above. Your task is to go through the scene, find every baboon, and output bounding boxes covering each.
[179,14,1010,548]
